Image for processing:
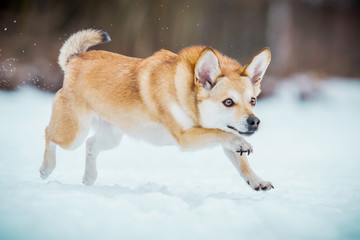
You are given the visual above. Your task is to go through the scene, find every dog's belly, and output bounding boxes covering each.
[91,113,177,146]
[125,121,177,146]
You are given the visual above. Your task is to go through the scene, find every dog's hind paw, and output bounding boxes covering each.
[39,164,55,180]
[82,173,97,186]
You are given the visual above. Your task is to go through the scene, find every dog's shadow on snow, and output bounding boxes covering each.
[40,180,267,208]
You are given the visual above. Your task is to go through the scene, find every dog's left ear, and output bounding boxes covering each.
[242,48,271,93]
[195,48,222,91]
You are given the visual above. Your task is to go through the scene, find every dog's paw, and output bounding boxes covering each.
[39,163,55,180]
[236,140,253,156]
[82,171,97,186]
[225,135,253,155]
[246,178,274,191]
[82,176,95,186]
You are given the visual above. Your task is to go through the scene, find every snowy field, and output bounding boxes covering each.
[1,76,360,240]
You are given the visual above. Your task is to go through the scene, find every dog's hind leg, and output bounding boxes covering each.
[40,89,90,179]
[82,119,123,185]
[40,132,56,179]
[223,148,273,191]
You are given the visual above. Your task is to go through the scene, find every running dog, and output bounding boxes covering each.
[40,29,273,191]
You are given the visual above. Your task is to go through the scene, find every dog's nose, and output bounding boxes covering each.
[247,116,260,131]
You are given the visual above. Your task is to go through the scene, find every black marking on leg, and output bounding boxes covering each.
[247,181,250,185]
[254,186,260,191]
[261,186,268,190]
[236,150,249,156]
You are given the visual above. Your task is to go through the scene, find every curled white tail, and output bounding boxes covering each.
[58,29,111,71]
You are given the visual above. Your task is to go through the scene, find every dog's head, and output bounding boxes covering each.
[195,48,271,136]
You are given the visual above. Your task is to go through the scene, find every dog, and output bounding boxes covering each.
[40,29,273,191]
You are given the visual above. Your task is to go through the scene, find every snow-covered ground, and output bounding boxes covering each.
[1,76,360,240]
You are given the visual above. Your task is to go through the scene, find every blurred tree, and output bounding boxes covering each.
[0,0,359,92]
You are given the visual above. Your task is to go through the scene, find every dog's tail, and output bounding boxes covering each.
[58,29,111,71]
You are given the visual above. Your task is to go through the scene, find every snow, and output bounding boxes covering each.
[1,76,360,240]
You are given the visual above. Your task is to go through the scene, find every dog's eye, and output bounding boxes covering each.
[250,97,256,106]
[223,98,235,107]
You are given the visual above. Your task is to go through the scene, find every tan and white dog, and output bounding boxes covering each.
[40,29,273,191]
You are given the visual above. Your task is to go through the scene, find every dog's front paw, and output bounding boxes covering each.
[236,140,253,156]
[224,135,253,155]
[246,177,274,191]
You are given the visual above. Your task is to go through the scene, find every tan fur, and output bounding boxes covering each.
[58,29,109,71]
[41,29,273,190]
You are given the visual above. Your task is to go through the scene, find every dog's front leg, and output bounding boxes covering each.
[175,127,253,153]
[223,148,274,191]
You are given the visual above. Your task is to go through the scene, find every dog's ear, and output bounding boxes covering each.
[242,48,271,88]
[195,48,222,91]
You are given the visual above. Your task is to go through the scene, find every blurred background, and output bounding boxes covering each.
[1,0,359,95]
[1,1,360,239]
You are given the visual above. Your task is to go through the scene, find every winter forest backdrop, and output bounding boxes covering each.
[1,1,360,240]
[1,0,360,93]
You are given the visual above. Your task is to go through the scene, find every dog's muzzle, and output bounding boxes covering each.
[227,116,260,136]
[227,125,255,136]
[247,116,260,132]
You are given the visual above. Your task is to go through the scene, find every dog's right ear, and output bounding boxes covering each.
[194,48,222,91]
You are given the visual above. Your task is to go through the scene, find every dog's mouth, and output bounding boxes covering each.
[227,125,255,136]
